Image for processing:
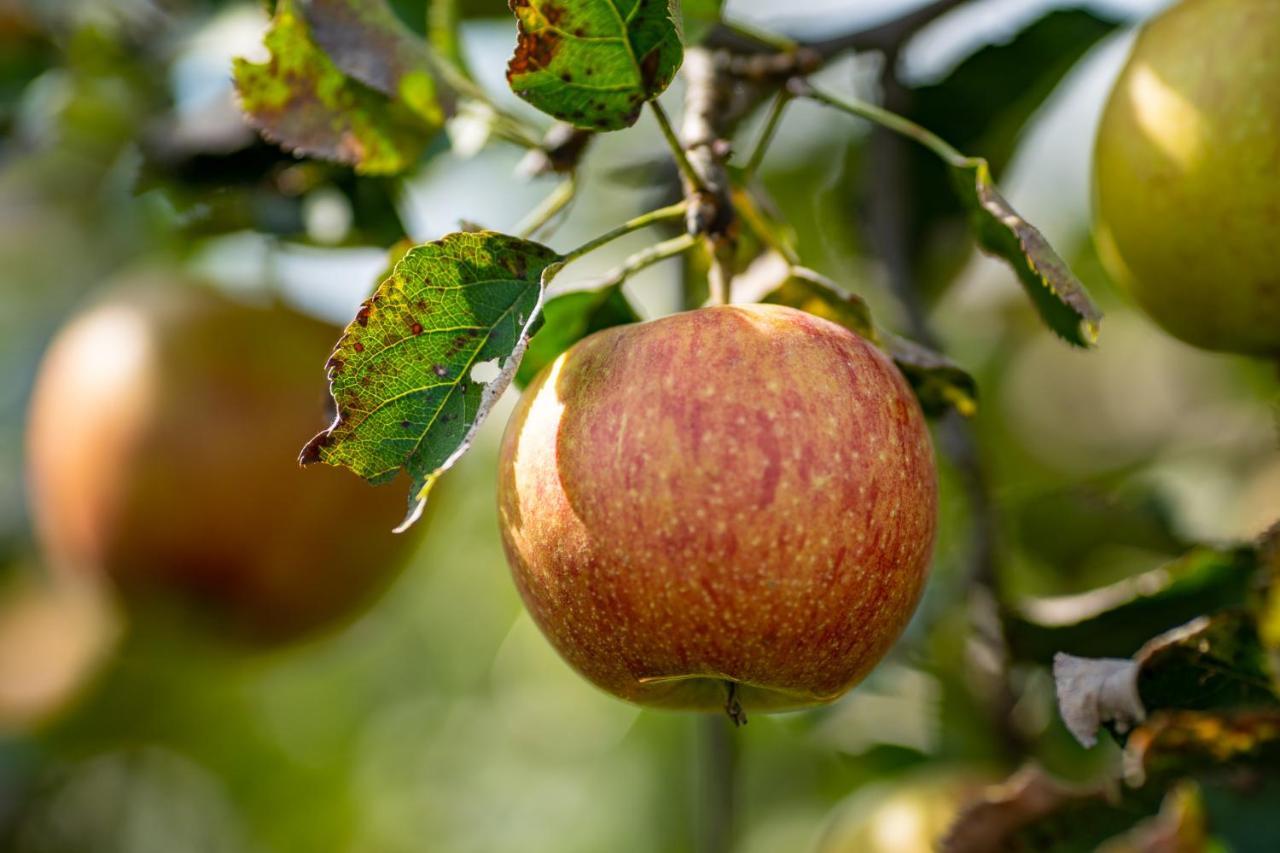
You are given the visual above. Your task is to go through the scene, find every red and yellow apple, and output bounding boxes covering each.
[497,304,937,712]
[25,281,418,645]
[1093,0,1280,355]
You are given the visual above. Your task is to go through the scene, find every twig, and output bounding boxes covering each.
[516,177,576,240]
[559,201,688,266]
[742,90,791,180]
[707,0,969,60]
[569,233,697,292]
[679,48,738,305]
[790,80,968,166]
[650,100,709,195]
[518,122,595,177]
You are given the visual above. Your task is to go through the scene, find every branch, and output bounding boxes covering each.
[707,0,970,61]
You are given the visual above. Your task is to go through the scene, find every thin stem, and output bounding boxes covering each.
[722,18,798,53]
[560,201,688,266]
[583,233,697,289]
[793,81,968,166]
[650,100,710,194]
[696,713,738,853]
[742,90,791,180]
[427,0,470,80]
[730,188,800,266]
[516,176,577,240]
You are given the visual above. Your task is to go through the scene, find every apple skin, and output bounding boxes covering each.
[25,282,417,645]
[1093,0,1280,356]
[497,304,937,712]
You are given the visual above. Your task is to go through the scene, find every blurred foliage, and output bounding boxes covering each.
[0,0,1277,852]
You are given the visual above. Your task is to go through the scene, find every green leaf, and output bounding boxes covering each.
[680,0,723,45]
[233,0,437,174]
[1135,611,1280,715]
[516,283,641,388]
[299,0,452,124]
[949,157,1101,347]
[900,8,1122,297]
[301,232,562,529]
[506,0,683,131]
[880,332,978,418]
[759,268,978,418]
[1008,546,1259,663]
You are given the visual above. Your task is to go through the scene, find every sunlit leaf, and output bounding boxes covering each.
[233,0,437,174]
[506,0,683,130]
[516,284,641,387]
[301,232,562,529]
[950,157,1101,346]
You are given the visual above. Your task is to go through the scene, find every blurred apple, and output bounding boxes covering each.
[498,304,937,713]
[1093,0,1280,355]
[25,280,418,645]
[0,570,116,731]
[818,771,991,853]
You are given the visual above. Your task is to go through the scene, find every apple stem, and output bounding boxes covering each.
[723,680,747,727]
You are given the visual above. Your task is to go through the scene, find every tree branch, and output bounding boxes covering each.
[707,0,970,62]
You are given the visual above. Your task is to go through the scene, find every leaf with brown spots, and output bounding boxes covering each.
[950,157,1102,347]
[233,0,439,174]
[301,232,563,529]
[506,0,683,131]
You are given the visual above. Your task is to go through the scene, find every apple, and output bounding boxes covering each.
[497,304,937,714]
[1093,0,1280,355]
[24,281,418,645]
[0,572,117,731]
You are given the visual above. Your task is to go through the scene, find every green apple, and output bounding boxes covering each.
[25,282,418,645]
[497,304,937,713]
[1094,0,1280,355]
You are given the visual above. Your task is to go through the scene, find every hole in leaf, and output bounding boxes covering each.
[470,359,501,384]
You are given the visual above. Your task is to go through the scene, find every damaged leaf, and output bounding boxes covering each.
[234,0,437,174]
[950,157,1102,347]
[299,0,453,125]
[301,232,562,529]
[506,0,683,130]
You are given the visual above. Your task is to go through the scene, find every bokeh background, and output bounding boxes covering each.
[1,0,1277,850]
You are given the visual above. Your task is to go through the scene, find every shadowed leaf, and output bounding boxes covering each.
[942,766,1158,853]
[299,0,453,125]
[516,283,641,387]
[233,0,437,174]
[1007,546,1259,663]
[950,157,1101,346]
[1134,612,1280,715]
[301,232,562,529]
[506,0,683,130]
